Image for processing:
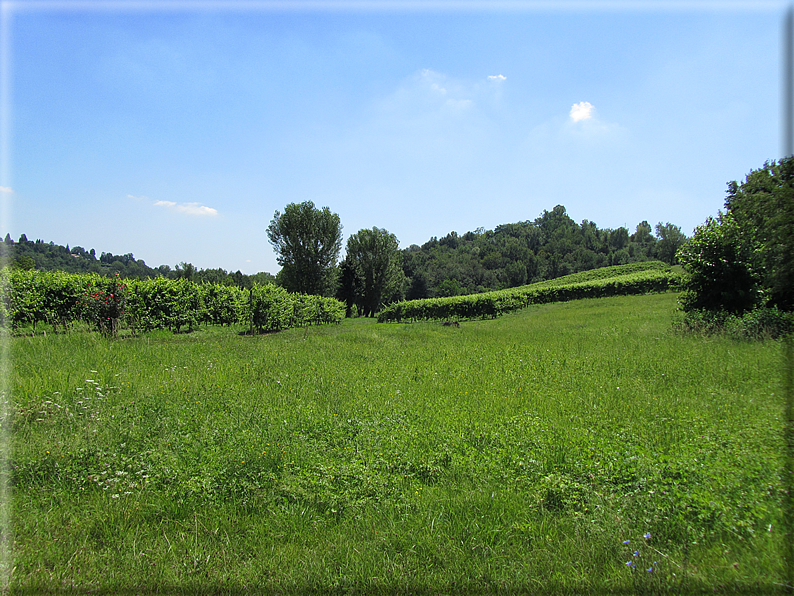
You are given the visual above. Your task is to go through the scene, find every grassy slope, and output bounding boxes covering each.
[8,292,786,593]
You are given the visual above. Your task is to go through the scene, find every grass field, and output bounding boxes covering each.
[5,291,789,593]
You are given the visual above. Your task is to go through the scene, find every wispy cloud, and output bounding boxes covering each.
[570,101,594,122]
[422,69,448,95]
[379,69,509,119]
[0,187,13,194]
[154,199,219,217]
[127,193,149,201]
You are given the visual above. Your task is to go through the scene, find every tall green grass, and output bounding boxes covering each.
[6,292,787,593]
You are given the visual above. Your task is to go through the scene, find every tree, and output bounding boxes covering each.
[631,221,654,244]
[723,157,794,311]
[14,255,35,270]
[608,227,630,251]
[654,222,687,265]
[677,156,794,313]
[267,201,342,296]
[677,213,760,314]
[436,278,462,297]
[344,227,403,317]
[175,262,196,281]
[336,259,361,318]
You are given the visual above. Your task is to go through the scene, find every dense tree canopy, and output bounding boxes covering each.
[724,157,794,311]
[654,222,687,265]
[398,206,682,299]
[342,227,404,317]
[677,157,794,313]
[267,201,342,296]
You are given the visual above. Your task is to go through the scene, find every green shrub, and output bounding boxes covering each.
[675,306,793,340]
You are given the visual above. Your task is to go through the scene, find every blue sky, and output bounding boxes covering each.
[0,1,786,275]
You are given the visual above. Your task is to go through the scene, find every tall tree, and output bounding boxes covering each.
[336,258,361,318]
[267,201,343,296]
[723,157,794,311]
[677,156,794,313]
[654,222,687,265]
[345,227,404,317]
[175,262,196,281]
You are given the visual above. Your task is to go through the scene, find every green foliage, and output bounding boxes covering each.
[79,274,128,335]
[0,234,275,287]
[243,283,294,332]
[400,206,678,298]
[678,157,794,314]
[724,156,794,311]
[267,201,343,296]
[676,214,760,314]
[126,277,201,333]
[378,261,680,322]
[200,283,246,326]
[676,306,794,340]
[343,227,405,317]
[654,222,687,265]
[436,278,462,297]
[2,268,343,335]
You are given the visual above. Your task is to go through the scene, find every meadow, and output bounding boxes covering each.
[6,291,789,593]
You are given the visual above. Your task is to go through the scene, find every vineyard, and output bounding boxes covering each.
[377,261,683,323]
[0,261,682,336]
[0,269,345,335]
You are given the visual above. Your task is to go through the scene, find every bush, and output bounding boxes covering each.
[725,307,794,340]
[675,306,793,340]
[676,214,760,315]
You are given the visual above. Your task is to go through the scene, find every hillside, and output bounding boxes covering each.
[1,204,686,297]
[0,234,275,287]
[400,205,686,299]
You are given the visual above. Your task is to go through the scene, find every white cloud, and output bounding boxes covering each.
[0,186,13,193]
[154,199,219,217]
[570,101,595,122]
[488,74,506,82]
[176,203,219,216]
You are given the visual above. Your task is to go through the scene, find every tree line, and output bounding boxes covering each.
[267,201,687,317]
[1,203,689,320]
[269,149,794,326]
[10,149,792,328]
[0,234,275,288]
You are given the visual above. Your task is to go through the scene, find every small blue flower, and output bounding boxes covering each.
[643,532,652,539]
[625,561,635,567]
[633,551,639,557]
[647,567,653,572]
[623,540,630,544]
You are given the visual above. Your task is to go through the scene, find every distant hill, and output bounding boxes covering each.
[0,233,275,288]
[397,205,686,300]
[0,204,686,296]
